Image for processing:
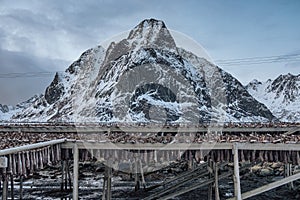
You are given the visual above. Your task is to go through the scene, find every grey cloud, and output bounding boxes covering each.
[0,0,300,105]
[0,48,69,105]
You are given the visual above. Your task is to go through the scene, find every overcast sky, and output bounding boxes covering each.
[0,0,300,105]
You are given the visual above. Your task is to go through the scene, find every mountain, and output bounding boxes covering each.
[9,19,275,123]
[246,73,300,122]
[0,95,37,121]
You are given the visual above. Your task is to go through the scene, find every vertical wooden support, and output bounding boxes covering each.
[214,162,220,200]
[102,164,112,200]
[285,163,294,190]
[64,160,68,190]
[207,159,213,200]
[107,165,112,200]
[233,144,242,200]
[73,144,79,200]
[2,168,8,200]
[102,171,107,200]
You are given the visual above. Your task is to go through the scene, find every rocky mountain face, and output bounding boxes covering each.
[7,19,275,123]
[246,73,300,122]
[0,104,9,113]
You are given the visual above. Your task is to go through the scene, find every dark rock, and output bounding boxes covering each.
[44,72,65,104]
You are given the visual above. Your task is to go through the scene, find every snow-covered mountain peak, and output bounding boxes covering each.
[103,18,177,66]
[128,18,167,39]
[127,18,175,50]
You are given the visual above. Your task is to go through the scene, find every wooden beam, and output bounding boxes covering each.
[143,168,209,200]
[101,174,107,200]
[283,128,300,136]
[107,166,112,200]
[215,162,220,200]
[62,141,234,150]
[147,162,207,190]
[73,144,79,200]
[233,144,242,200]
[236,143,300,151]
[0,139,66,156]
[62,141,300,151]
[208,160,213,200]
[2,168,8,200]
[157,172,232,200]
[227,172,300,200]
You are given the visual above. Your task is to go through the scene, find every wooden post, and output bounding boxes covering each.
[64,160,68,190]
[2,168,8,200]
[73,144,79,200]
[102,171,107,200]
[214,162,220,200]
[285,163,294,190]
[107,165,112,200]
[102,162,112,200]
[233,144,242,200]
[207,159,213,200]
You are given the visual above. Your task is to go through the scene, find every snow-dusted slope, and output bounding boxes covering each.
[6,19,275,123]
[246,73,300,122]
[13,46,106,121]
[0,95,39,121]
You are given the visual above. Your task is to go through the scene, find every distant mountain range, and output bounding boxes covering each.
[0,19,298,123]
[246,73,300,122]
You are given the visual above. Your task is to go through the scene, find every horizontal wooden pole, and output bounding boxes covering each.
[0,139,66,156]
[62,141,233,150]
[235,143,300,151]
[62,141,300,151]
[158,171,232,199]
